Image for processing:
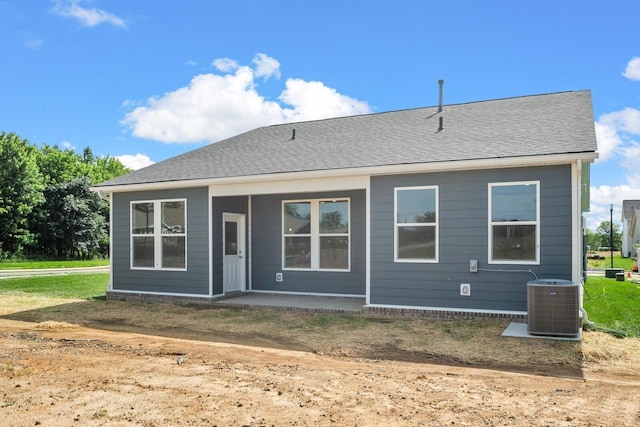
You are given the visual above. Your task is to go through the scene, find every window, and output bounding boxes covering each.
[395,186,438,262]
[283,199,349,271]
[489,181,539,264]
[131,199,186,270]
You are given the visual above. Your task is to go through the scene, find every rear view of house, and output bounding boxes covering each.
[94,89,598,320]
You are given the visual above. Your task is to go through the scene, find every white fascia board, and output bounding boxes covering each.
[91,152,598,194]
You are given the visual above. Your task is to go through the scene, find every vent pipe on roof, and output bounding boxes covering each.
[291,128,296,140]
[437,79,444,132]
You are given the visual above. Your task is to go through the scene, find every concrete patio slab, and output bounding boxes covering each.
[213,292,365,314]
[502,322,582,341]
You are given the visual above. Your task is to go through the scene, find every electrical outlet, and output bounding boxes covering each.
[469,259,478,273]
[460,283,471,296]
[275,272,283,282]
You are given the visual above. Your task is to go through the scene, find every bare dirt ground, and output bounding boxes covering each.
[1,292,640,426]
[1,316,640,427]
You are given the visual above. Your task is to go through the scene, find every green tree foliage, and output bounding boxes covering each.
[0,132,44,256]
[36,144,92,185]
[593,221,622,250]
[0,131,131,259]
[32,178,107,259]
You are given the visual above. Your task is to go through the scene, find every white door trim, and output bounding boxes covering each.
[223,213,246,293]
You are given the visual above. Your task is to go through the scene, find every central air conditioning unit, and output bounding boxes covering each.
[527,279,580,337]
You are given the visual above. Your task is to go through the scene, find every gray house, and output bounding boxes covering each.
[94,90,598,319]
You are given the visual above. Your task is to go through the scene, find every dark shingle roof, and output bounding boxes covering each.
[96,90,598,188]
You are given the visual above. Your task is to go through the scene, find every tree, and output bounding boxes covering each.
[594,221,622,251]
[35,144,92,185]
[0,132,44,256]
[33,177,107,259]
[88,154,131,184]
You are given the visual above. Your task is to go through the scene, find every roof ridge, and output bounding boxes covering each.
[262,89,590,129]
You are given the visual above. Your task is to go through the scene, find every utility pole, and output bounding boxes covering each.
[610,203,614,268]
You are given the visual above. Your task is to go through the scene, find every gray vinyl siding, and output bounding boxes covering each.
[212,196,248,295]
[251,190,366,295]
[111,187,209,294]
[370,165,572,311]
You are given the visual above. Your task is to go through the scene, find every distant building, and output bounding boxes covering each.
[622,200,640,257]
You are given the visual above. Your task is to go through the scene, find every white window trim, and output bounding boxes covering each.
[394,186,439,263]
[130,198,188,271]
[282,198,351,272]
[488,181,540,265]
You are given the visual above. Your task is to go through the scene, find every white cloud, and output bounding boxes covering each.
[252,53,280,80]
[212,58,239,73]
[622,57,640,81]
[594,108,640,162]
[280,78,371,122]
[116,153,155,170]
[122,53,372,144]
[24,38,43,49]
[586,107,640,228]
[594,120,623,162]
[51,0,126,28]
[60,140,76,150]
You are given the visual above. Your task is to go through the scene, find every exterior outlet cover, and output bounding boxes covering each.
[460,283,471,296]
[275,272,283,282]
[470,260,478,273]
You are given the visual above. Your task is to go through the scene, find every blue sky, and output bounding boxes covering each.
[1,1,639,229]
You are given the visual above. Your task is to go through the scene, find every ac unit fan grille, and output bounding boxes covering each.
[527,283,579,337]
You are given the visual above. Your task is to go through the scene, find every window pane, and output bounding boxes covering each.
[491,184,537,222]
[492,225,536,260]
[284,236,311,268]
[162,236,186,268]
[162,201,185,234]
[284,202,311,234]
[397,189,436,224]
[225,221,238,255]
[397,226,436,259]
[132,203,154,234]
[132,236,154,267]
[320,236,349,269]
[319,201,349,233]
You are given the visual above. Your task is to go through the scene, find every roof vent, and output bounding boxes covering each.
[437,79,444,132]
[291,128,296,140]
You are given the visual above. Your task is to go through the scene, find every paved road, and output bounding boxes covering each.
[0,265,109,278]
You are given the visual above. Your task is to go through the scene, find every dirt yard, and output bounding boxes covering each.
[2,316,640,427]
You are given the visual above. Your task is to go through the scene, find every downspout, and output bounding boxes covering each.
[575,160,594,328]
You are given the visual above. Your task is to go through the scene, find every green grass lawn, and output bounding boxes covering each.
[584,275,640,337]
[0,259,109,270]
[587,253,635,271]
[0,273,109,299]
[0,267,637,338]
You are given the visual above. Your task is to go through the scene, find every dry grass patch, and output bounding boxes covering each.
[0,294,638,377]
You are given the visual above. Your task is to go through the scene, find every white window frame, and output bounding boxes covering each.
[394,186,439,263]
[130,198,187,271]
[488,181,540,265]
[282,198,351,272]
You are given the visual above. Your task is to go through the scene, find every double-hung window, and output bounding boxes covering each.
[131,199,187,270]
[489,181,539,264]
[283,199,350,271]
[395,186,438,262]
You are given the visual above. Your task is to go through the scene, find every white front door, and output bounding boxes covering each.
[223,213,246,293]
